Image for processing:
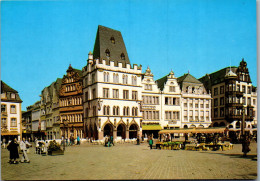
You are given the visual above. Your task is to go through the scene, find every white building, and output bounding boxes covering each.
[177,73,212,129]
[1,81,23,141]
[83,25,143,141]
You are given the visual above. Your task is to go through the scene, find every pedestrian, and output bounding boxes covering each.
[7,138,19,164]
[242,135,251,157]
[137,134,140,145]
[77,136,80,145]
[110,135,113,146]
[19,138,30,163]
[3,138,6,149]
[149,137,153,150]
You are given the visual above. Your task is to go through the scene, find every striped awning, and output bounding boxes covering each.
[1,131,19,136]
[159,127,227,134]
[142,125,162,131]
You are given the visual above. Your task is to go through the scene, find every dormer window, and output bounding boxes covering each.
[121,53,125,60]
[110,37,115,44]
[105,49,110,57]
[11,93,16,99]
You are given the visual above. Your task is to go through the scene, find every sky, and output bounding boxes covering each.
[1,0,257,111]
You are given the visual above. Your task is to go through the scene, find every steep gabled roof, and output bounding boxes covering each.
[1,81,22,102]
[199,66,237,91]
[177,73,202,84]
[93,25,130,67]
[1,81,18,93]
[156,75,168,91]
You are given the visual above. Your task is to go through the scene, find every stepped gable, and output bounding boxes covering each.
[177,73,202,90]
[93,25,130,67]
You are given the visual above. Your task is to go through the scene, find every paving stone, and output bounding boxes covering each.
[1,142,257,180]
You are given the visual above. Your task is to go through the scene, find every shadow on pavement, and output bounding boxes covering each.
[199,151,257,161]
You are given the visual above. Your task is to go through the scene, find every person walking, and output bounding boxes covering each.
[77,136,80,145]
[149,137,153,150]
[110,135,114,146]
[7,138,19,164]
[19,138,30,163]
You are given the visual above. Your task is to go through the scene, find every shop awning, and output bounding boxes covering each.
[159,127,227,134]
[1,131,20,136]
[142,125,162,131]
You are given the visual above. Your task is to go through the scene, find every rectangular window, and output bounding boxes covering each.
[247,97,251,106]
[132,91,138,100]
[214,87,218,96]
[92,74,95,84]
[237,84,240,91]
[220,86,224,94]
[1,104,6,112]
[85,92,88,101]
[189,103,193,108]
[243,97,246,105]
[247,86,251,94]
[169,86,175,92]
[253,99,256,105]
[113,89,119,99]
[214,98,218,107]
[1,93,6,99]
[184,103,187,107]
[220,97,224,106]
[11,118,17,127]
[11,93,16,99]
[195,104,198,108]
[165,97,169,105]
[220,107,224,117]
[242,86,246,93]
[10,105,16,113]
[1,118,7,126]
[92,89,96,99]
[206,104,209,108]
[200,104,204,108]
[145,84,152,90]
[214,108,218,118]
[103,88,109,98]
[123,90,129,99]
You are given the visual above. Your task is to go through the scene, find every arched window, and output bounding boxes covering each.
[117,106,120,115]
[127,107,130,116]
[123,107,126,116]
[113,106,116,115]
[135,108,138,116]
[103,106,107,115]
[104,72,107,82]
[107,72,109,82]
[132,107,135,116]
[121,53,125,60]
[105,49,110,57]
[107,106,110,115]
[110,37,115,44]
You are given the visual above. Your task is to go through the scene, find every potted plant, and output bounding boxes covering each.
[47,140,64,155]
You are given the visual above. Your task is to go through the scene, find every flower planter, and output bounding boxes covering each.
[48,150,64,155]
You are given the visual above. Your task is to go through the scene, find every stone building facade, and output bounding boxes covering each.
[59,65,84,139]
[83,25,143,141]
[199,59,257,136]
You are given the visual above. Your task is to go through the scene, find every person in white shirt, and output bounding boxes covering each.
[19,138,31,163]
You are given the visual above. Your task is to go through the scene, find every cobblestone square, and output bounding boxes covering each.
[1,142,257,180]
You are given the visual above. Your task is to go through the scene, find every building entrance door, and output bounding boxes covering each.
[104,124,113,137]
[117,124,126,139]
